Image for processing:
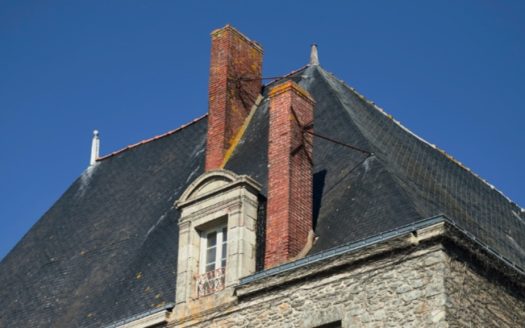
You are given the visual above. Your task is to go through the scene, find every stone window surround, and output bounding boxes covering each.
[175,169,261,304]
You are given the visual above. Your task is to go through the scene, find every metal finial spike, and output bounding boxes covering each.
[90,130,100,165]
[310,44,319,66]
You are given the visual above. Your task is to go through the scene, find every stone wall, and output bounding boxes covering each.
[168,230,525,328]
[169,245,449,327]
[445,253,525,327]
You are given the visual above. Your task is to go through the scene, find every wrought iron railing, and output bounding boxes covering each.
[196,267,225,297]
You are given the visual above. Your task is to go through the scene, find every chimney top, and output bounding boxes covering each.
[309,44,319,66]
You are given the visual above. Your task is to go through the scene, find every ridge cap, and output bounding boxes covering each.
[97,114,207,161]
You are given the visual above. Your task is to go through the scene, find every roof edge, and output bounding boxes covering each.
[103,303,174,328]
[97,114,207,161]
[263,65,309,88]
[238,214,525,292]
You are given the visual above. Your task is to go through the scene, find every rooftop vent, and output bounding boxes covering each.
[90,130,100,165]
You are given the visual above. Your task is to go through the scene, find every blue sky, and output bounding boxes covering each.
[1,1,524,260]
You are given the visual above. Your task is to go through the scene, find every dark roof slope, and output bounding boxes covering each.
[306,66,525,265]
[1,64,523,327]
[0,118,207,327]
[228,64,525,267]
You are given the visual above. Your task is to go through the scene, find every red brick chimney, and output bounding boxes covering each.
[265,80,315,268]
[206,25,263,171]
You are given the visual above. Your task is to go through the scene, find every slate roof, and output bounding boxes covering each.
[1,64,524,327]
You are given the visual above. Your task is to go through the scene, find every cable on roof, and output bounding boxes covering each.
[234,75,374,163]
[305,130,372,156]
[288,102,373,158]
[238,75,291,81]
[289,105,314,165]
[227,69,261,115]
[293,104,374,198]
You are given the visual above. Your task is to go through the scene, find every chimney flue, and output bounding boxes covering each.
[205,25,263,171]
[265,80,315,269]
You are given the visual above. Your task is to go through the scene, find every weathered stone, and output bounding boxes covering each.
[445,256,525,327]
[402,290,422,303]
[167,234,525,328]
[396,285,411,294]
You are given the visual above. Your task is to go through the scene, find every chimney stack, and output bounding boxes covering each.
[205,25,263,170]
[265,81,315,268]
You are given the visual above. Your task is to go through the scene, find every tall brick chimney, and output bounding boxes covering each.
[206,25,263,171]
[265,80,315,268]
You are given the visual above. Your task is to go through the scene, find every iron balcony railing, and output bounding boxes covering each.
[196,267,225,297]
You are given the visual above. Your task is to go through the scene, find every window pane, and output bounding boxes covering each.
[221,227,227,268]
[221,242,227,259]
[206,231,217,273]
[206,247,216,266]
[206,263,215,273]
[221,244,227,268]
[207,231,217,247]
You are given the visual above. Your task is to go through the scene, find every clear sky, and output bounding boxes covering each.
[1,1,524,260]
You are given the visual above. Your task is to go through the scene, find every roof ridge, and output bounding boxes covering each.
[97,114,207,161]
[263,64,309,88]
[318,67,523,212]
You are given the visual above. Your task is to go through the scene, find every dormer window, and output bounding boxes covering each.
[175,170,261,306]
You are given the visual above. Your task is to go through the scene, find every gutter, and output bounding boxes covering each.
[104,303,174,328]
[105,214,525,326]
[239,214,525,286]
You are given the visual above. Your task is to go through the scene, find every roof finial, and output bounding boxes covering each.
[310,44,319,66]
[90,130,100,166]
